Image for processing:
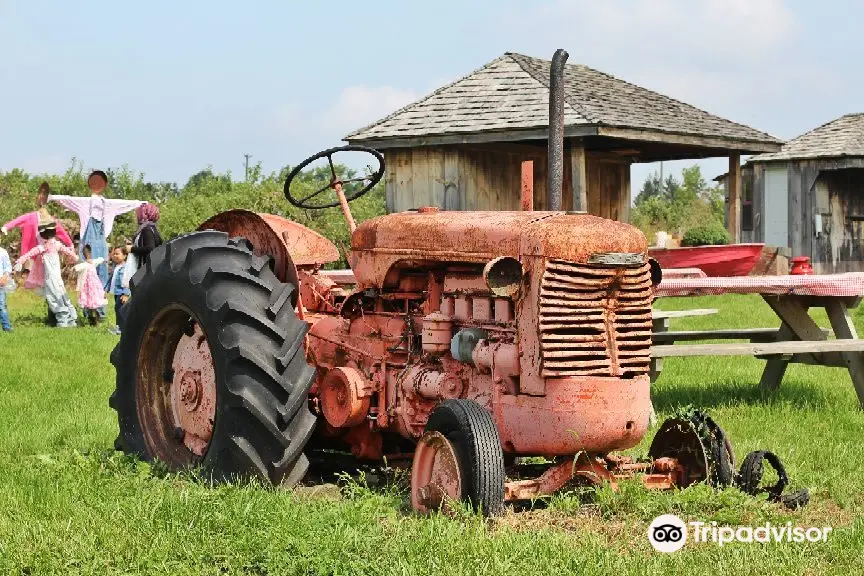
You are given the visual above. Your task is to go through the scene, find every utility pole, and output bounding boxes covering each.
[244,153,252,182]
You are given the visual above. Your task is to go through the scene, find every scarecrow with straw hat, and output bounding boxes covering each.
[49,170,145,320]
[13,220,80,328]
[1,182,76,325]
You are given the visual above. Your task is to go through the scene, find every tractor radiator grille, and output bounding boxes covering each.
[538,259,653,378]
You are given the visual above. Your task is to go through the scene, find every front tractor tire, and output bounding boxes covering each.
[110,231,317,486]
[411,399,505,516]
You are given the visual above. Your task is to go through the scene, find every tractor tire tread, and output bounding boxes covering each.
[426,399,505,516]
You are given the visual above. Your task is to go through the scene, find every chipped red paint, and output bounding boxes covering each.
[198,210,340,283]
[320,367,372,429]
[504,454,697,500]
[350,211,647,290]
[341,424,383,460]
[538,261,653,378]
[504,454,618,501]
[495,376,651,455]
[521,161,534,211]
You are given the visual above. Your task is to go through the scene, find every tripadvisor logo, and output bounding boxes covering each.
[648,514,688,553]
[648,514,832,553]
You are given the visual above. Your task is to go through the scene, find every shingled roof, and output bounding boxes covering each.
[345,52,782,153]
[749,113,864,162]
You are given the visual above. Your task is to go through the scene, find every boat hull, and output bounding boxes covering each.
[649,244,765,277]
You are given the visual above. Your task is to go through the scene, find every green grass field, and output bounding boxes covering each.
[1,288,863,575]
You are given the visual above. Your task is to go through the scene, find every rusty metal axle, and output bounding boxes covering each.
[503,454,692,501]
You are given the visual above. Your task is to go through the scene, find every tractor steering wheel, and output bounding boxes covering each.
[284,145,385,210]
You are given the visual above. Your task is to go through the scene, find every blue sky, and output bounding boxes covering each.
[1,0,861,191]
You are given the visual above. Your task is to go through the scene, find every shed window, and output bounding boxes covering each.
[741,176,753,231]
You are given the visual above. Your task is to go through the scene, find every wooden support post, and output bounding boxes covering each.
[758,324,795,393]
[727,153,741,242]
[825,300,864,408]
[570,147,587,212]
[521,160,534,211]
[620,164,632,223]
[758,295,826,393]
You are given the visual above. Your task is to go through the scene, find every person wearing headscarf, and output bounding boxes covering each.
[129,202,163,269]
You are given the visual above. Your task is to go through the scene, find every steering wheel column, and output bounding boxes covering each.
[333,180,356,233]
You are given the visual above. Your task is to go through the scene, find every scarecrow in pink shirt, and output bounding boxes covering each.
[1,182,74,291]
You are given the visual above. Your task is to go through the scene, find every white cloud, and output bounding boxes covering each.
[320,85,420,133]
[264,1,801,189]
[498,0,797,63]
[699,0,796,53]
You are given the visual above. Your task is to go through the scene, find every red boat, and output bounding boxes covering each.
[648,243,765,277]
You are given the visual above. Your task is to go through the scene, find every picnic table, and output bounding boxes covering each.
[651,273,864,408]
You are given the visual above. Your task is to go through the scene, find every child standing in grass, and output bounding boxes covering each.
[73,244,107,326]
[14,221,79,328]
[108,246,130,335]
[0,241,13,332]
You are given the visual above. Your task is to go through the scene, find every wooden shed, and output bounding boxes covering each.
[724,113,864,273]
[344,52,781,227]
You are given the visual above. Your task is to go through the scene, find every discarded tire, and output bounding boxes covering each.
[736,449,809,510]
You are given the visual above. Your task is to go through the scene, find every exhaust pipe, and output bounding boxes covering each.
[547,48,568,212]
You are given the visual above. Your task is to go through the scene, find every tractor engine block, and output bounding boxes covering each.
[304,262,521,459]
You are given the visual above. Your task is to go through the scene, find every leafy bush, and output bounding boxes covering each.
[681,225,731,247]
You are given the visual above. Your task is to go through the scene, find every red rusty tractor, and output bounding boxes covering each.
[110,50,732,515]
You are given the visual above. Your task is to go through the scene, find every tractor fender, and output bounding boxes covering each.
[198,210,341,301]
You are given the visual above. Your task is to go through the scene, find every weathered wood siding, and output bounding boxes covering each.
[809,167,864,273]
[787,161,816,262]
[586,156,630,222]
[383,144,631,222]
[744,159,864,273]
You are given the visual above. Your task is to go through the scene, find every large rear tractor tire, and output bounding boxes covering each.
[110,231,317,486]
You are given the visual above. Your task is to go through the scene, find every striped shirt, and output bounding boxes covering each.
[0,247,11,277]
[0,247,13,290]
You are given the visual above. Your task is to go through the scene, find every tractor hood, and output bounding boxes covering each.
[351,210,647,289]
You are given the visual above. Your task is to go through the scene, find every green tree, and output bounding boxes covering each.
[634,171,664,205]
[631,164,727,241]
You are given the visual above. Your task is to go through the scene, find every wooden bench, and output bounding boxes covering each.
[652,308,718,332]
[649,309,718,384]
[653,327,831,344]
[652,338,864,358]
